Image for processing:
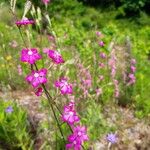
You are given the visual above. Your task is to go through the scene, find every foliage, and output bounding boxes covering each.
[0,99,33,149]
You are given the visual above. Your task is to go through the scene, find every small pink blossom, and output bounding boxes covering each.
[55,78,73,94]
[130,66,136,73]
[128,73,136,85]
[99,62,105,68]
[66,126,89,149]
[21,48,42,64]
[131,59,136,65]
[100,52,106,59]
[48,35,55,41]
[16,17,34,26]
[99,41,104,47]
[26,69,47,88]
[46,49,64,64]
[35,87,43,96]
[42,0,50,5]
[96,31,101,36]
[62,104,80,125]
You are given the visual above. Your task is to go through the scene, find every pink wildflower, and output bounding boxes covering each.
[96,31,101,36]
[99,41,104,47]
[42,0,50,5]
[45,49,64,64]
[66,126,89,149]
[99,62,105,68]
[26,69,47,88]
[62,104,80,125]
[100,52,106,59]
[130,66,136,73]
[66,140,81,150]
[15,17,34,26]
[55,78,73,94]
[21,48,42,64]
[131,59,136,65]
[35,87,43,96]
[128,73,136,85]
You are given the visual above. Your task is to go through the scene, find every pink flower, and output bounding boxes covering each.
[45,49,64,64]
[15,17,34,26]
[96,31,101,36]
[55,78,73,94]
[66,141,81,150]
[21,48,42,64]
[130,66,136,73]
[128,73,136,85]
[99,62,105,68]
[99,41,104,47]
[62,106,80,125]
[66,126,89,149]
[131,59,136,65]
[100,52,106,59]
[26,69,47,88]
[42,0,50,5]
[35,87,43,96]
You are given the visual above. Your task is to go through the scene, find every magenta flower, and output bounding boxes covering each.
[21,48,42,64]
[99,62,105,68]
[62,106,80,125]
[66,140,81,150]
[99,41,104,47]
[35,87,43,96]
[15,17,34,26]
[100,52,106,59]
[42,0,50,5]
[26,69,47,88]
[96,31,101,36]
[66,126,89,149]
[128,73,136,85]
[48,50,64,64]
[55,78,73,94]
[130,66,136,73]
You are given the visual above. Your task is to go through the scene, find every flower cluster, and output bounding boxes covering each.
[76,63,92,99]
[66,126,89,150]
[16,8,88,149]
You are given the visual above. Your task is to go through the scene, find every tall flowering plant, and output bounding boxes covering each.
[10,0,88,149]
